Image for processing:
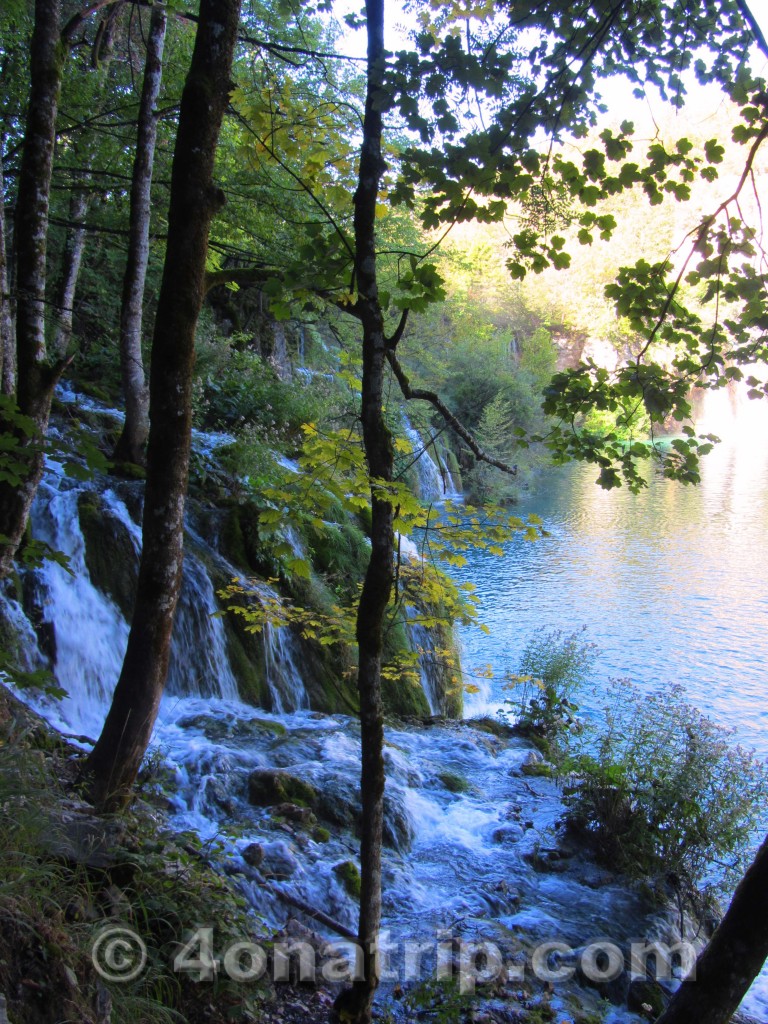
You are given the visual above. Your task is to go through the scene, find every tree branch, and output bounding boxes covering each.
[386,349,517,476]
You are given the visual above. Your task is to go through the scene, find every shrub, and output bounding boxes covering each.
[500,627,598,744]
[561,680,768,900]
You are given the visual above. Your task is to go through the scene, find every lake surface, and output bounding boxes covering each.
[455,437,768,759]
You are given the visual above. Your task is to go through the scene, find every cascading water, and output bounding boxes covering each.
[11,447,310,735]
[402,415,460,500]
[1,390,704,1022]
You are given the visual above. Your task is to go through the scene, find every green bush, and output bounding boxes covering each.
[500,627,598,744]
[561,680,768,900]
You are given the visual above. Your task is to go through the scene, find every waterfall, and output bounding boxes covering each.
[407,617,444,715]
[262,621,309,713]
[11,455,312,734]
[402,415,460,500]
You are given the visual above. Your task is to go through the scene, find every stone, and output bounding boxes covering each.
[247,769,317,809]
[260,841,299,878]
[242,843,265,868]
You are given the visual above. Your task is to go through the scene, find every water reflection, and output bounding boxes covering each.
[455,442,768,756]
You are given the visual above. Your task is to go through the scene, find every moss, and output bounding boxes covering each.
[466,715,515,738]
[333,859,361,900]
[312,826,331,843]
[437,770,470,793]
[520,759,554,778]
[77,491,139,619]
[247,769,317,808]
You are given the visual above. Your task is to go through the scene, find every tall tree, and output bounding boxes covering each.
[655,835,768,1024]
[51,173,88,356]
[0,0,66,579]
[339,2,390,1020]
[112,2,167,465]
[0,147,14,395]
[82,0,242,809]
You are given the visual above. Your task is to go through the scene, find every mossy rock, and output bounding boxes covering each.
[437,770,470,794]
[77,490,139,619]
[312,826,331,843]
[247,769,317,808]
[466,715,515,738]
[627,978,667,1018]
[333,859,361,899]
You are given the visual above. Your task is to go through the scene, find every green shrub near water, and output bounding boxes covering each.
[504,630,768,904]
[561,680,768,900]
[500,627,598,746]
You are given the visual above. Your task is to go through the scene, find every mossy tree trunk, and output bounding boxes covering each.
[0,146,14,395]
[0,0,65,579]
[335,3,390,1022]
[113,4,167,465]
[655,834,768,1024]
[82,0,242,811]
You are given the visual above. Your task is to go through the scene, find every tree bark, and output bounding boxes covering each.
[0,146,14,396]
[82,0,241,811]
[0,0,64,579]
[51,182,88,356]
[655,834,768,1024]
[112,4,167,465]
[335,3,389,1023]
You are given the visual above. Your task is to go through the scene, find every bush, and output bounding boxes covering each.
[500,627,598,744]
[561,680,768,900]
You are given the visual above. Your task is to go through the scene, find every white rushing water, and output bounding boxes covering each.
[6,390,763,1021]
[402,415,460,500]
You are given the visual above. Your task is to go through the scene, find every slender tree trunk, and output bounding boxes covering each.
[113,4,167,465]
[51,182,88,356]
[655,835,768,1024]
[82,0,241,811]
[0,147,14,395]
[0,0,64,578]
[336,3,390,1022]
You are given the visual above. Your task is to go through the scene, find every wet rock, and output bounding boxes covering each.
[247,769,317,808]
[492,824,524,845]
[333,860,361,899]
[314,775,413,851]
[242,843,264,868]
[383,789,413,852]
[202,777,236,815]
[260,840,299,878]
[179,712,285,741]
[273,802,316,825]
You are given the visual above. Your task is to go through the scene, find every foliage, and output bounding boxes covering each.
[561,681,768,902]
[500,627,598,744]
[0,699,269,1024]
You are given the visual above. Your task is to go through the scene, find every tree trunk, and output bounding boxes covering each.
[82,0,241,811]
[0,146,14,395]
[335,3,390,1022]
[112,4,167,465]
[51,182,88,357]
[655,834,768,1024]
[0,0,64,579]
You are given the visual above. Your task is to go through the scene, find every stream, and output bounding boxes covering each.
[4,387,768,1021]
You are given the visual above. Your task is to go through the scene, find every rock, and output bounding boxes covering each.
[260,840,299,878]
[333,860,361,899]
[273,802,316,825]
[492,824,524,845]
[314,775,413,851]
[247,769,317,808]
[383,789,413,852]
[627,978,668,1017]
[242,843,265,868]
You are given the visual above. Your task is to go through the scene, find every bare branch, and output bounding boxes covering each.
[386,349,517,476]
